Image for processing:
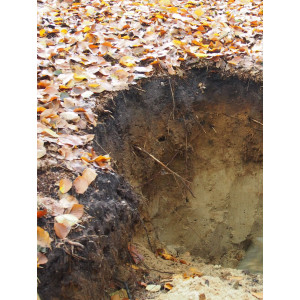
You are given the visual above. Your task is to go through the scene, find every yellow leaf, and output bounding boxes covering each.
[167,7,178,13]
[194,8,204,18]
[37,226,52,248]
[61,29,68,34]
[83,26,91,33]
[88,83,100,88]
[59,178,72,194]
[39,29,46,37]
[172,39,186,46]
[73,73,87,81]
[195,53,208,58]
[119,56,136,67]
[41,128,59,138]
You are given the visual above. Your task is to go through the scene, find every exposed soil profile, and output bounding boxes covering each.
[96,68,263,268]
[38,68,263,299]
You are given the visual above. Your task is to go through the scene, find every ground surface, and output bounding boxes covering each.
[37,0,263,299]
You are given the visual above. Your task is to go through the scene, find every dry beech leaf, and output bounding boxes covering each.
[73,176,89,194]
[120,56,136,67]
[37,252,48,265]
[59,194,78,208]
[59,178,72,194]
[69,203,84,219]
[55,214,79,227]
[54,222,71,239]
[37,226,52,248]
[82,168,97,184]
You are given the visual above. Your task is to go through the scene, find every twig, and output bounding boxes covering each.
[249,117,263,126]
[134,146,195,198]
[195,115,207,134]
[168,77,176,120]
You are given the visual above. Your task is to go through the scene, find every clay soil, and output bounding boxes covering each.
[38,68,263,299]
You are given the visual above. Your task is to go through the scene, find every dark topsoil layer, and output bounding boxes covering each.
[37,68,262,300]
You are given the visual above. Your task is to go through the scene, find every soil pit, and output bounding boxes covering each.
[38,69,263,300]
[96,68,263,271]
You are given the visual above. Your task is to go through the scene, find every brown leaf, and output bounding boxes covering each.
[82,168,97,184]
[37,252,48,265]
[73,176,89,194]
[37,226,52,248]
[54,222,71,239]
[69,204,84,219]
[59,178,72,194]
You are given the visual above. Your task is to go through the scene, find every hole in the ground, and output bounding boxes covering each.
[96,69,263,272]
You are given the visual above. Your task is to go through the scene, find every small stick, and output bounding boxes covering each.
[250,118,263,126]
[135,146,195,198]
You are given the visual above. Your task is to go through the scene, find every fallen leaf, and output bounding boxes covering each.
[59,178,72,194]
[59,194,78,208]
[128,244,144,264]
[120,56,136,67]
[69,203,84,219]
[41,128,59,138]
[60,112,80,122]
[55,214,79,227]
[37,252,48,266]
[37,226,52,248]
[146,284,161,292]
[37,209,47,218]
[54,222,71,239]
[73,175,89,194]
[164,283,173,290]
[82,167,97,184]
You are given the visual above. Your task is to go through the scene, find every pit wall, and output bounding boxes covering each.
[96,68,263,267]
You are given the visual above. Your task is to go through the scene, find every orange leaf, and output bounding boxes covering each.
[70,204,84,219]
[102,41,113,47]
[74,108,86,112]
[164,283,173,290]
[37,226,52,248]
[54,223,71,239]
[37,209,47,218]
[59,178,72,194]
[73,176,89,194]
[37,107,46,113]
